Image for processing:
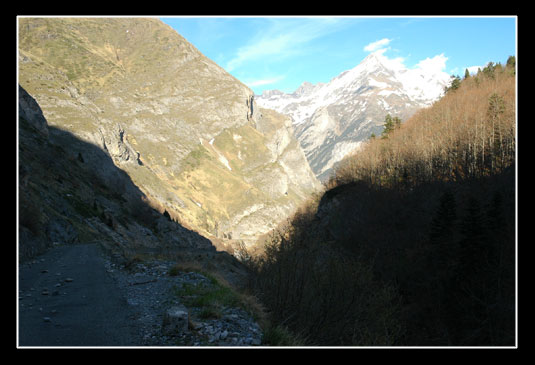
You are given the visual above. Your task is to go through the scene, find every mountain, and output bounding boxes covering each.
[18,17,321,253]
[256,49,452,181]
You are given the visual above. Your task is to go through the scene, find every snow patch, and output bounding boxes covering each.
[232,134,242,142]
[368,78,388,89]
[378,89,396,97]
[218,154,232,171]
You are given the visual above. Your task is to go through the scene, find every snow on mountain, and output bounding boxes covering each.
[256,49,452,181]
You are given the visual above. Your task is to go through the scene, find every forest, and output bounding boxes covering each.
[240,58,516,346]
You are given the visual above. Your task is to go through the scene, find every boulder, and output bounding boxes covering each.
[162,305,189,336]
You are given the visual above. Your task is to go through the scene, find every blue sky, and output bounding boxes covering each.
[160,16,517,95]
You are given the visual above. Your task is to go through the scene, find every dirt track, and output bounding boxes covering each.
[18,243,140,347]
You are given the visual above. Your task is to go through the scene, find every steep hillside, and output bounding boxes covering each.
[245,62,516,346]
[18,85,248,287]
[256,50,452,181]
[18,17,320,252]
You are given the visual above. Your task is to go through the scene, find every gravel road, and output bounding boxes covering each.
[18,243,140,347]
[17,242,263,347]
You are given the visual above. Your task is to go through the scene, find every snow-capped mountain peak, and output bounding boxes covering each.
[256,51,452,181]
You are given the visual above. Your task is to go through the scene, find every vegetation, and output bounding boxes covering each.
[170,263,265,325]
[242,59,516,346]
[380,114,402,139]
[335,59,515,188]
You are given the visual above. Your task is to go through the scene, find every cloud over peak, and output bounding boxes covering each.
[363,38,392,52]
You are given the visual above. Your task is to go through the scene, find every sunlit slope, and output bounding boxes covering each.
[19,17,320,251]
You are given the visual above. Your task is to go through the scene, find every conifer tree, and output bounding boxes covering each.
[482,62,496,79]
[445,75,461,93]
[506,55,515,68]
[381,114,395,139]
[506,55,515,75]
[381,115,401,139]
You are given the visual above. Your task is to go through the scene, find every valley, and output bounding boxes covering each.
[18,16,516,347]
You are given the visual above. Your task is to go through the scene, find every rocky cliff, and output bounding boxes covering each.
[18,17,321,252]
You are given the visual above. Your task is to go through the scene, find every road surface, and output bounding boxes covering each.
[18,243,140,347]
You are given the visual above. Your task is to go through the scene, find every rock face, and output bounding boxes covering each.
[18,85,48,138]
[18,17,321,251]
[256,50,452,181]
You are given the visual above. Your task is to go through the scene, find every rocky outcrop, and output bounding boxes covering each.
[18,85,48,138]
[98,123,141,165]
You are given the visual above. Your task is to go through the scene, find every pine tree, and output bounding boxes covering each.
[506,55,515,68]
[381,114,395,139]
[506,56,515,75]
[381,115,401,139]
[464,68,470,79]
[482,62,496,79]
[445,75,461,93]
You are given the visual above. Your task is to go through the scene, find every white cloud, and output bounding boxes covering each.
[466,65,483,75]
[245,76,285,87]
[414,53,448,74]
[225,18,350,72]
[369,48,449,78]
[363,38,392,52]
[226,34,294,72]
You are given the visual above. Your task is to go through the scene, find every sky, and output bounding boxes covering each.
[160,16,517,95]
